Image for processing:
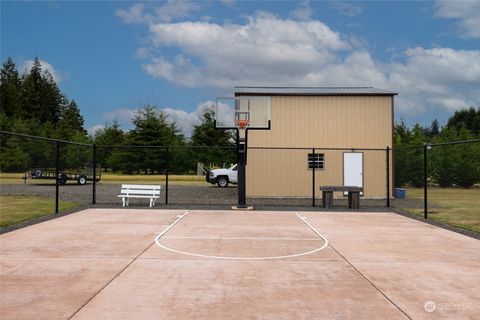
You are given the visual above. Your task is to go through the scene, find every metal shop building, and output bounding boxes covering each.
[236,86,397,199]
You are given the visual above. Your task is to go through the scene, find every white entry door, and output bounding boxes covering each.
[343,152,363,195]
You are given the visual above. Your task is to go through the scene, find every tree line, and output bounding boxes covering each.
[0,57,235,174]
[394,108,480,188]
[1,57,479,185]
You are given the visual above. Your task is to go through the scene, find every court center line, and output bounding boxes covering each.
[163,236,321,241]
[154,213,329,260]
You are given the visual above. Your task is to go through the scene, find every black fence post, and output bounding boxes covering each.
[165,147,169,205]
[424,144,428,219]
[312,148,316,207]
[386,146,390,207]
[55,141,60,214]
[92,144,96,205]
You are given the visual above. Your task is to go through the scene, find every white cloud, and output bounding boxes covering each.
[329,1,363,17]
[387,47,480,114]
[155,0,201,23]
[115,1,201,25]
[144,14,350,87]
[123,11,479,119]
[88,124,105,136]
[290,0,314,21]
[115,3,146,24]
[20,59,67,83]
[103,108,139,129]
[435,0,480,38]
[162,102,205,136]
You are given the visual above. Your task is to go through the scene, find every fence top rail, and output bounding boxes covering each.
[394,139,480,150]
[0,130,93,147]
[248,146,389,151]
[3,130,478,151]
[97,144,237,149]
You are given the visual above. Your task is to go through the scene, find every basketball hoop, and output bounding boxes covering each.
[235,119,249,129]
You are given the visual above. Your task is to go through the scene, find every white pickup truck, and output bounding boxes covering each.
[206,164,238,187]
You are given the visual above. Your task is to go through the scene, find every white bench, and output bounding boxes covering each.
[117,184,161,207]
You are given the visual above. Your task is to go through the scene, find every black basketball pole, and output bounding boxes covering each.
[237,143,247,208]
[386,146,390,207]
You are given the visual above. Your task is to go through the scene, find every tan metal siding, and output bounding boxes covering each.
[246,96,393,198]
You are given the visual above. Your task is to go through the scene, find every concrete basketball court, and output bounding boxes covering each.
[0,209,478,320]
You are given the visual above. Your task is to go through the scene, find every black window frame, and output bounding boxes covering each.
[308,153,325,170]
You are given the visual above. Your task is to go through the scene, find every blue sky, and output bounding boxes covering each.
[1,0,479,136]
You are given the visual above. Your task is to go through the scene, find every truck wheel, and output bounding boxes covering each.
[217,177,228,188]
[77,175,87,185]
[33,168,42,178]
[58,174,68,185]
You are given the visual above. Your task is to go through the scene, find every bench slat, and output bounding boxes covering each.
[118,195,160,198]
[120,189,160,195]
[121,184,161,189]
[320,185,363,192]
[118,184,161,208]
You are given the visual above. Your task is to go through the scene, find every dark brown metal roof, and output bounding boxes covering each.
[234,86,397,96]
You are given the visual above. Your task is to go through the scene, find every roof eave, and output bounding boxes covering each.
[234,92,398,97]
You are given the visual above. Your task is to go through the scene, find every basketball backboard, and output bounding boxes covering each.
[214,96,270,129]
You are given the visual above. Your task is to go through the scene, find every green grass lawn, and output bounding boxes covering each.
[0,195,81,228]
[0,172,206,185]
[100,173,205,185]
[401,187,480,233]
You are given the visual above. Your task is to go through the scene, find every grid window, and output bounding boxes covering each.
[308,153,324,169]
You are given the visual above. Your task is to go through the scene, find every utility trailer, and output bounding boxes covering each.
[29,164,101,185]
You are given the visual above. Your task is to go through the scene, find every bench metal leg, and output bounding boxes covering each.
[122,197,126,207]
[149,198,153,207]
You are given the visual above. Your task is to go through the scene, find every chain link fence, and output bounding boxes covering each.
[393,140,480,234]
[3,130,478,236]
[0,132,87,229]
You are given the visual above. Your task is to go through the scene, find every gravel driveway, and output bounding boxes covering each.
[1,182,407,210]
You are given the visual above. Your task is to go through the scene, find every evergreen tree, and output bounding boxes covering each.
[394,121,426,187]
[430,119,440,137]
[190,107,236,169]
[123,106,185,174]
[57,100,86,140]
[430,128,460,187]
[20,57,64,126]
[21,57,43,121]
[0,57,22,122]
[39,70,63,124]
[93,120,125,172]
[446,107,480,136]
[424,119,440,139]
[62,132,92,170]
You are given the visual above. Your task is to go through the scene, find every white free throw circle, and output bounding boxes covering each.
[154,213,329,260]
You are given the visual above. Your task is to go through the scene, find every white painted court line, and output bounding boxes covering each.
[162,236,321,241]
[154,212,329,260]
[155,211,189,238]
